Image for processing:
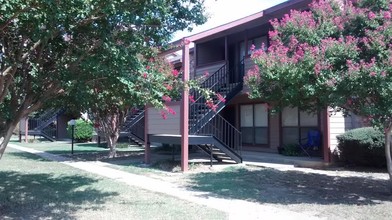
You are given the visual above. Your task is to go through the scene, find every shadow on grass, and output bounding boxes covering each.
[0,171,117,219]
[188,167,392,206]
[7,151,52,162]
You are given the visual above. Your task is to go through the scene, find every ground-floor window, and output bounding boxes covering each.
[281,107,319,145]
[240,104,268,145]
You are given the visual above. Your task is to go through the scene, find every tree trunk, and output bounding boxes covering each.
[107,132,119,158]
[385,126,392,191]
[0,122,18,159]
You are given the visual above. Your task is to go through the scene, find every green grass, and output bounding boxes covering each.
[10,138,142,154]
[0,147,227,220]
[187,166,392,220]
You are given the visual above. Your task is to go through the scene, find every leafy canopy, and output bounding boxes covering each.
[245,0,392,128]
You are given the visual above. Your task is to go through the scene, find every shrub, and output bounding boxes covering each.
[336,127,385,167]
[280,143,301,156]
[67,119,93,142]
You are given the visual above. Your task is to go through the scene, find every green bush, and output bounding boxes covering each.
[67,119,93,142]
[336,127,385,167]
[280,143,300,156]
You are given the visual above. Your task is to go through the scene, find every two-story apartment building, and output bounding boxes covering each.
[141,0,363,171]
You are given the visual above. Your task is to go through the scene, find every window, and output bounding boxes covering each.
[247,36,268,54]
[239,41,246,61]
[281,107,318,145]
[241,104,269,145]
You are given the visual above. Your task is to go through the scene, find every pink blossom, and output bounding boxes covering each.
[172,69,179,77]
[189,95,196,103]
[251,49,265,59]
[314,63,321,76]
[162,95,171,102]
[167,107,176,115]
[368,11,376,20]
[216,93,226,102]
[250,44,256,51]
[289,35,299,49]
[381,71,387,77]
[146,65,151,70]
[165,84,173,91]
[384,11,391,19]
[369,71,376,77]
[204,71,209,77]
[268,30,279,39]
[143,73,148,79]
[206,100,217,112]
[160,111,167,120]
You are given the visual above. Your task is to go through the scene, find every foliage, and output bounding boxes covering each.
[245,0,392,117]
[336,127,385,167]
[244,0,392,185]
[280,143,301,156]
[67,119,93,142]
[0,0,208,157]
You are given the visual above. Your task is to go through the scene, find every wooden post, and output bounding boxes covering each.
[323,109,331,163]
[144,106,151,164]
[224,36,229,85]
[180,40,190,172]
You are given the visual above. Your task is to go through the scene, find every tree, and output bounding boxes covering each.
[0,0,207,157]
[244,0,392,188]
[69,54,184,157]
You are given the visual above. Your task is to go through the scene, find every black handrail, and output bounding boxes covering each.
[122,109,145,132]
[129,115,145,141]
[197,114,242,156]
[188,59,245,157]
[29,109,62,130]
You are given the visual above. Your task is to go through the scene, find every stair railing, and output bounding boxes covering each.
[189,60,244,134]
[197,114,242,156]
[31,109,63,130]
[122,109,145,132]
[129,115,145,142]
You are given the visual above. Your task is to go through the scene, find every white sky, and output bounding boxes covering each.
[173,0,287,41]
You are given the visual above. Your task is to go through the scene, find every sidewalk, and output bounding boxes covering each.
[8,143,323,220]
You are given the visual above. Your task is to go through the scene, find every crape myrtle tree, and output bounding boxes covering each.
[245,0,392,187]
[68,52,215,158]
[0,0,207,158]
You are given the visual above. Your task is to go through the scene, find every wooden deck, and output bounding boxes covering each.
[149,134,215,145]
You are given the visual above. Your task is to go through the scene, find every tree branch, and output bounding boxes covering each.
[0,5,37,31]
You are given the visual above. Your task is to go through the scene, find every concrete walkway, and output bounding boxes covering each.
[9,143,323,220]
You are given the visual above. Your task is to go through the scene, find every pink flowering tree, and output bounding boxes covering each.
[70,53,219,157]
[245,0,392,187]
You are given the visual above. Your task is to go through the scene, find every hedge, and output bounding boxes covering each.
[336,127,385,167]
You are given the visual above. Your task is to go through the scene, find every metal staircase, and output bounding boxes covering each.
[20,109,65,142]
[120,108,145,146]
[189,60,244,163]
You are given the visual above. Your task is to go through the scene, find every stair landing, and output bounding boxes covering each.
[149,134,213,145]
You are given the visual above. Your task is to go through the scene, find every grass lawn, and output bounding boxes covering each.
[9,139,392,219]
[0,147,227,220]
[186,166,392,220]
[10,138,142,155]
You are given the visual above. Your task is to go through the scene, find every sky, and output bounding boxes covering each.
[172,0,287,41]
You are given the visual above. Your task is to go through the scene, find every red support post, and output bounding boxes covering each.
[180,40,190,172]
